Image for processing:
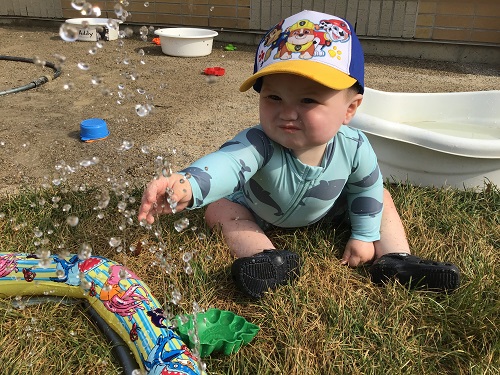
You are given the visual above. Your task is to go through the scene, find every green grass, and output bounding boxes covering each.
[0,181,498,374]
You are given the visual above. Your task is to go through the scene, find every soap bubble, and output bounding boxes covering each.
[139,26,148,36]
[59,23,79,42]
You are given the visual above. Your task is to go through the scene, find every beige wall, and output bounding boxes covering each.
[1,0,499,45]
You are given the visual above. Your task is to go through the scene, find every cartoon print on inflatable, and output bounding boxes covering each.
[0,252,205,375]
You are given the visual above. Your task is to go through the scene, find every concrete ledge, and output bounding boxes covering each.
[1,16,498,66]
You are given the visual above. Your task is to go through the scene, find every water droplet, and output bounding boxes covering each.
[144,2,150,7]
[80,2,93,15]
[33,56,45,67]
[92,6,101,17]
[174,218,189,232]
[135,104,149,117]
[182,252,192,262]
[114,4,123,17]
[91,75,102,85]
[77,62,90,71]
[66,216,79,227]
[79,159,94,167]
[171,289,182,305]
[124,27,133,37]
[119,268,128,279]
[63,81,74,90]
[119,140,134,151]
[107,19,119,30]
[59,23,79,42]
[71,0,85,10]
[78,243,92,260]
[205,75,218,84]
[56,269,65,279]
[109,237,122,247]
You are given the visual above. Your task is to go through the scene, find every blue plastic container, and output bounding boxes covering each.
[80,118,109,142]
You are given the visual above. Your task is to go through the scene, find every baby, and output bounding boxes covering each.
[138,10,460,298]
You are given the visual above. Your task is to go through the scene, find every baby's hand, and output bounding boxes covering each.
[340,239,375,267]
[137,173,193,224]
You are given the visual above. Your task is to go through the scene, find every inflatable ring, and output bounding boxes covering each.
[0,252,205,375]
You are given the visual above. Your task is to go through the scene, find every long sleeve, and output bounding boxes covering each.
[344,130,383,242]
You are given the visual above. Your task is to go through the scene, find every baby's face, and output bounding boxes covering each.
[259,74,362,163]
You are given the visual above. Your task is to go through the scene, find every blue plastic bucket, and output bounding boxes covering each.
[80,118,109,142]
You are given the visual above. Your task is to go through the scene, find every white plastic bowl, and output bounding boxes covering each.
[154,28,218,57]
[65,18,122,41]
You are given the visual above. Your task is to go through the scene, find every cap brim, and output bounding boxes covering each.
[239,60,357,92]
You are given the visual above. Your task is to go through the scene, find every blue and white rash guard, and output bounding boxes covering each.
[181,124,383,242]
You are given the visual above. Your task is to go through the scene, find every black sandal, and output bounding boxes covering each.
[231,249,301,299]
[369,253,460,292]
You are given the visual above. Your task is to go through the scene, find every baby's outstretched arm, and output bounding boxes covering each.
[138,174,193,224]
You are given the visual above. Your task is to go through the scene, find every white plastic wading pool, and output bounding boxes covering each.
[350,88,500,190]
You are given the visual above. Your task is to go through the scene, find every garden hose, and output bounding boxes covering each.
[0,55,62,96]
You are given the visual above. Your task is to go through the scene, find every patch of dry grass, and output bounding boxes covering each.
[0,181,498,374]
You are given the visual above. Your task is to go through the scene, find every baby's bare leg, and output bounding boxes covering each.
[373,189,411,258]
[205,198,274,258]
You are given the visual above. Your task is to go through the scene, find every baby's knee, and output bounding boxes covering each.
[204,202,219,229]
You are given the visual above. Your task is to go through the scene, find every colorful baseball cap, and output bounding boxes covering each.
[239,10,364,93]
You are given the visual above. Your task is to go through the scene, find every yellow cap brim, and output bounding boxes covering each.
[239,60,357,92]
